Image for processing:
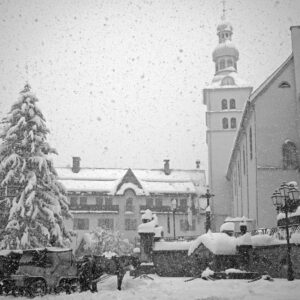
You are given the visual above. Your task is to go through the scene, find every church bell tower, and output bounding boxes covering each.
[203,5,253,231]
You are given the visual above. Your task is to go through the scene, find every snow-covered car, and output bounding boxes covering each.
[0,250,23,295]
[8,247,78,297]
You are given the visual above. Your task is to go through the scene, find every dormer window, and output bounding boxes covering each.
[278,81,291,88]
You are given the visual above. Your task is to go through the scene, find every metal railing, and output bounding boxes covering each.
[69,204,119,212]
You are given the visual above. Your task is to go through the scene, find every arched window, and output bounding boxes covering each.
[227,59,233,67]
[126,198,134,212]
[230,118,236,129]
[220,59,225,69]
[234,62,237,70]
[222,99,228,110]
[221,76,235,86]
[215,64,218,73]
[249,127,253,160]
[230,98,236,109]
[222,118,228,129]
[278,81,291,88]
[282,140,298,169]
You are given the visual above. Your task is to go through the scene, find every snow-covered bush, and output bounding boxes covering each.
[77,228,134,257]
[0,84,72,249]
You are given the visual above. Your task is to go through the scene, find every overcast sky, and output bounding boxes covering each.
[0,0,300,173]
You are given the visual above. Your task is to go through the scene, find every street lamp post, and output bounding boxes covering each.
[271,182,300,281]
[171,198,177,239]
[200,189,215,232]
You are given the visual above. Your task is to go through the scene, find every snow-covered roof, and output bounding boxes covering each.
[57,167,206,195]
[61,179,116,194]
[188,231,237,256]
[141,181,196,194]
[153,241,192,251]
[205,71,251,89]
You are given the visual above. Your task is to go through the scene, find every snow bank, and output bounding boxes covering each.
[201,267,214,278]
[225,268,246,274]
[188,231,237,256]
[251,234,285,247]
[103,251,118,258]
[153,241,192,251]
[290,232,300,244]
[236,233,252,246]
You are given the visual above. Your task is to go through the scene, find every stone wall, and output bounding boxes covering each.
[251,244,300,279]
[152,243,300,278]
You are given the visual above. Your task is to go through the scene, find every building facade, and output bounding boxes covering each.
[205,21,300,230]
[227,26,300,229]
[203,19,252,231]
[57,158,207,247]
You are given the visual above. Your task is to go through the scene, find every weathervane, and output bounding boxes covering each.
[221,0,226,21]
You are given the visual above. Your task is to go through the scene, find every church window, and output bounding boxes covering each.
[220,59,225,69]
[222,118,228,129]
[230,98,236,109]
[227,59,233,67]
[278,81,291,88]
[221,76,235,86]
[249,127,253,160]
[238,161,241,186]
[230,118,236,129]
[282,140,298,169]
[222,99,228,110]
[243,147,246,175]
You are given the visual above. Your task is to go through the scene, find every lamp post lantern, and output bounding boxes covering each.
[271,182,300,281]
[200,189,215,232]
[171,198,177,239]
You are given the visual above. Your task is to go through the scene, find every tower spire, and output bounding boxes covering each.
[221,0,226,21]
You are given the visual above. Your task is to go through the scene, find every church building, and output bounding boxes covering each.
[204,13,300,231]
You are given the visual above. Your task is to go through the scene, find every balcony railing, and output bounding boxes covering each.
[69,204,119,212]
[140,205,197,214]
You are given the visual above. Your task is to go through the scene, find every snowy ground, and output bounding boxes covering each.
[2,274,300,300]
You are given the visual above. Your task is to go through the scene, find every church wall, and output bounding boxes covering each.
[253,59,300,228]
[255,61,299,168]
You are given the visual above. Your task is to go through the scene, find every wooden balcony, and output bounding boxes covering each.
[69,204,119,212]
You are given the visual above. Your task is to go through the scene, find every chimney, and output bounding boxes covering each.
[196,160,201,169]
[72,157,81,173]
[163,159,171,175]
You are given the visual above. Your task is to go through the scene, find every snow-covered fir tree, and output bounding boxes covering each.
[0,84,72,249]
